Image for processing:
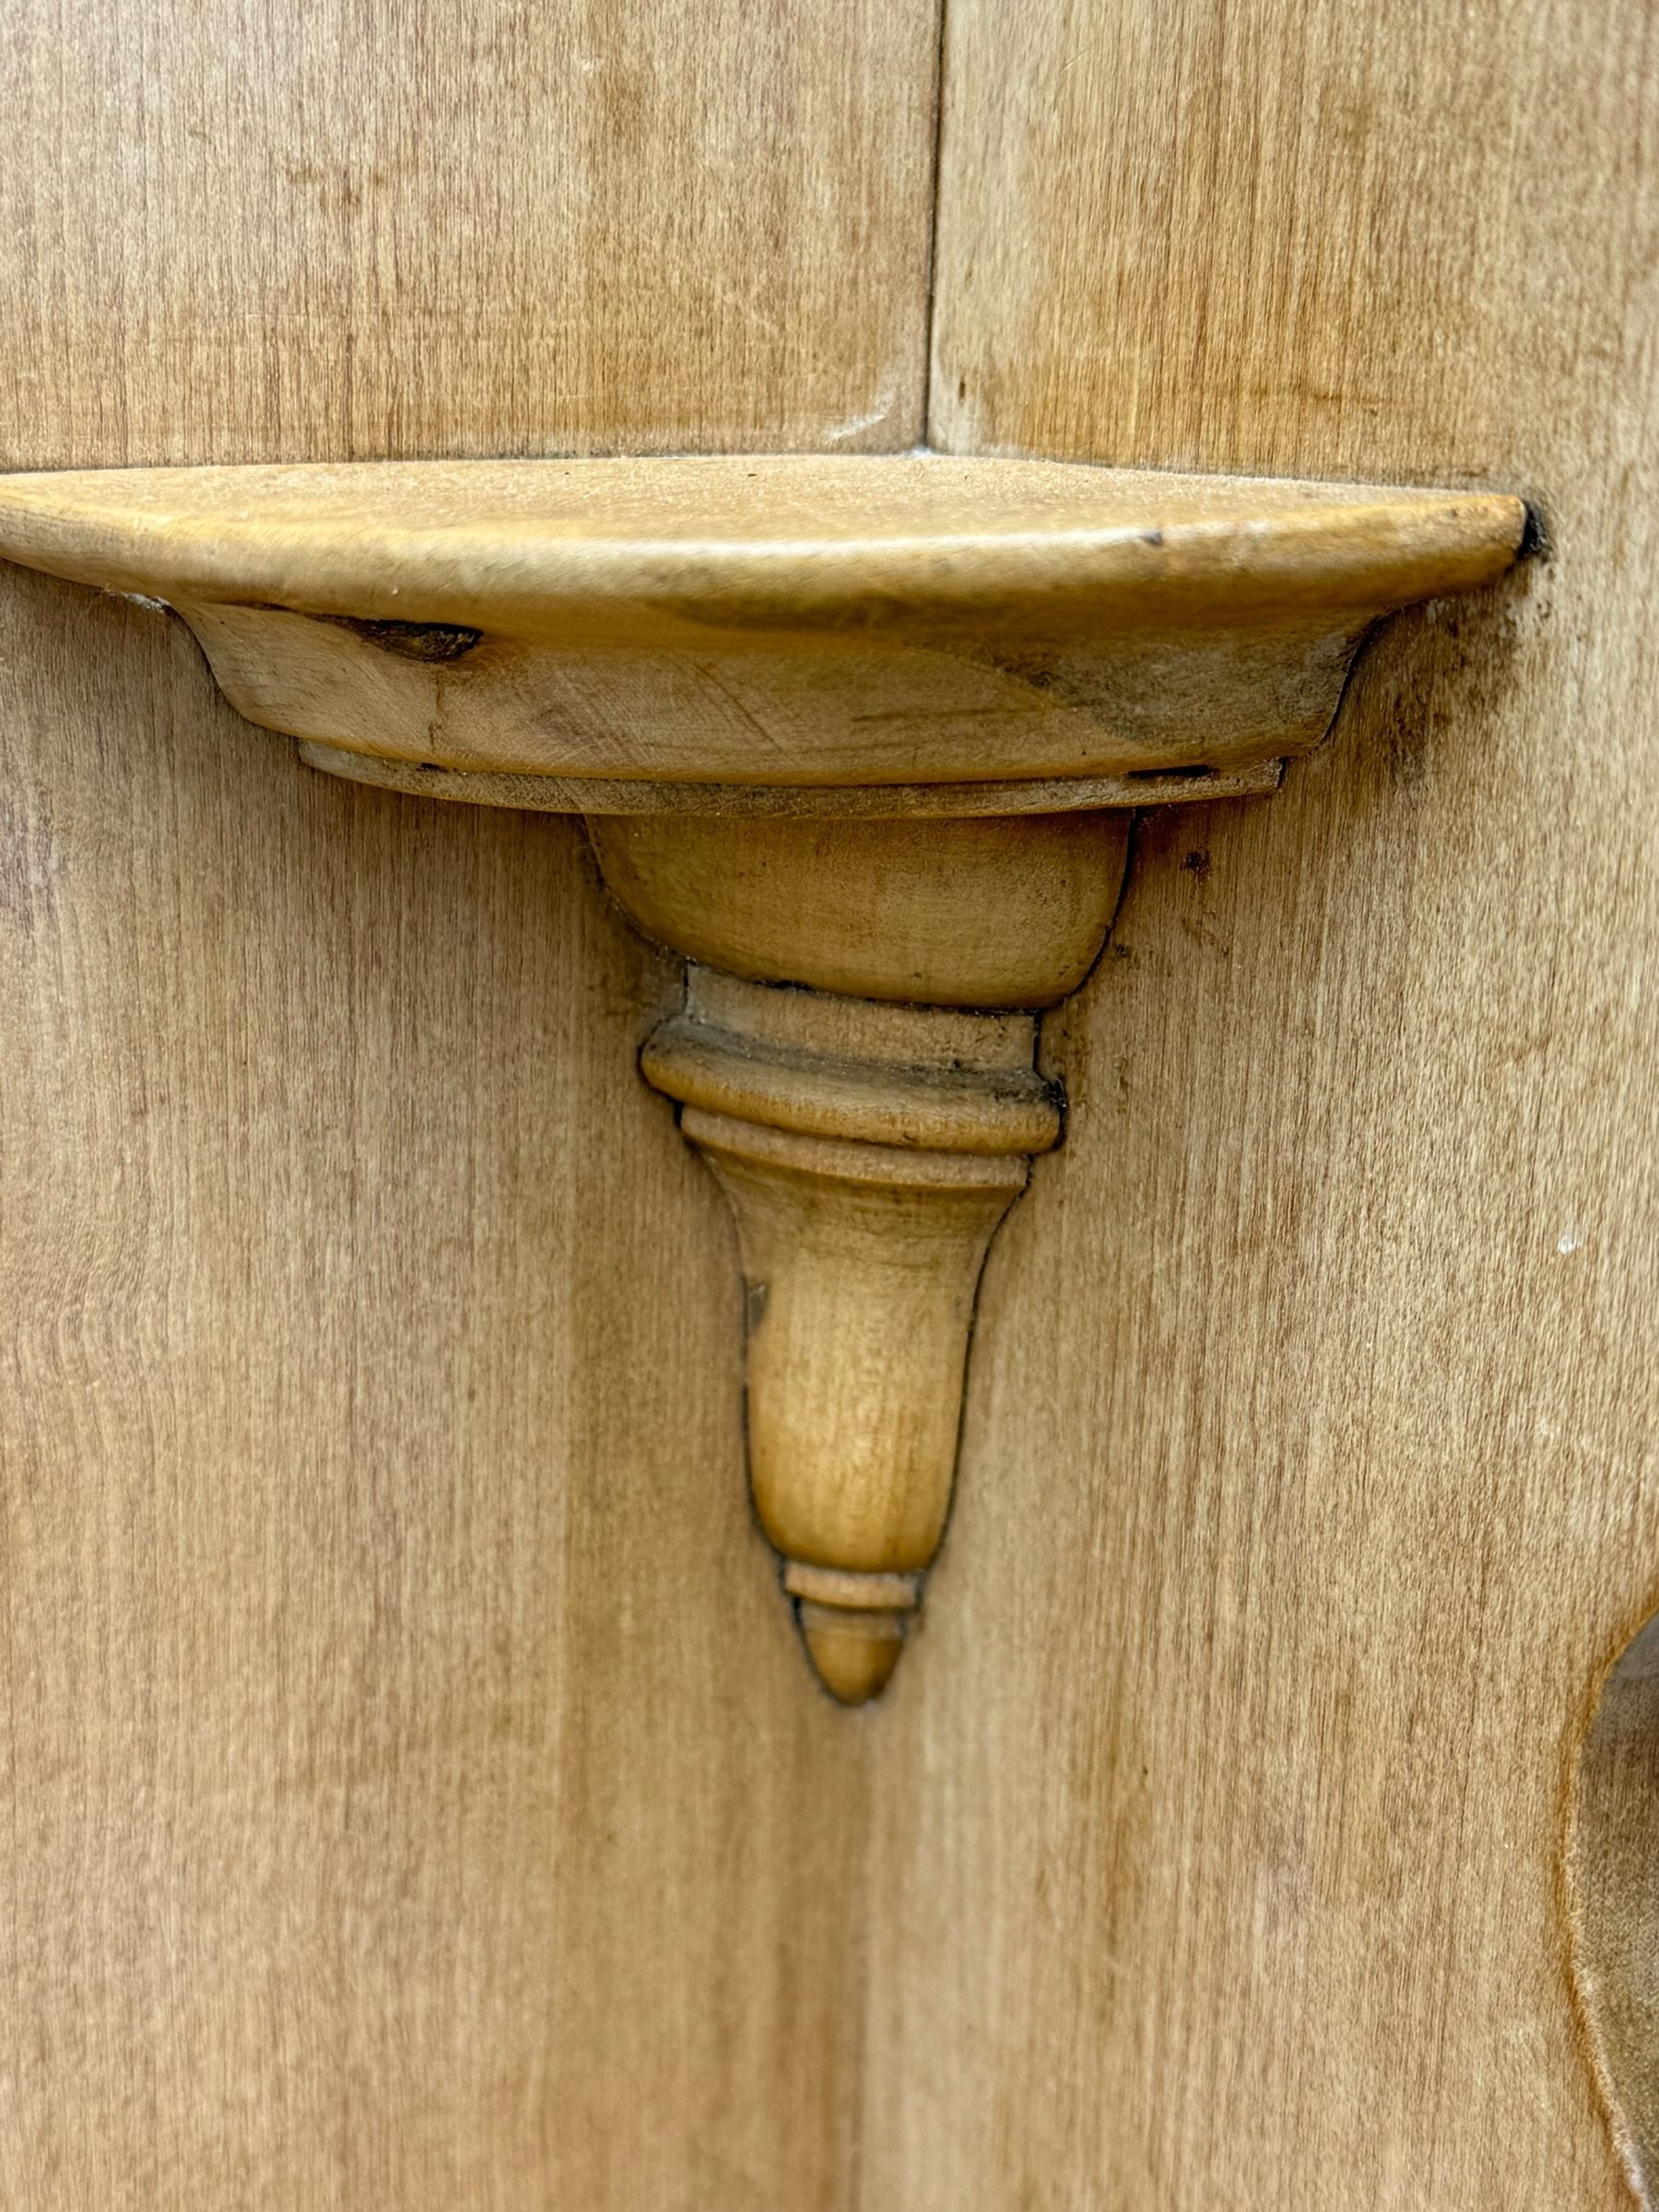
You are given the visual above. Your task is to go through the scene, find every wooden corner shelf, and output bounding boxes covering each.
[0,454,1525,1701]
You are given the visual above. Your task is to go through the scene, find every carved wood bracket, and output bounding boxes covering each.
[0,455,1524,1701]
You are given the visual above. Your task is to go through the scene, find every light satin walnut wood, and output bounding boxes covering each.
[0,456,1524,1700]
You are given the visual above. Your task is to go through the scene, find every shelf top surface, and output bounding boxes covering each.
[0,455,1524,638]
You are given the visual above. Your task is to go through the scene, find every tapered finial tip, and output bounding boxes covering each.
[798,1602,906,1705]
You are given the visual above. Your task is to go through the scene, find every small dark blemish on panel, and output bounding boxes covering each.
[1518,502,1552,563]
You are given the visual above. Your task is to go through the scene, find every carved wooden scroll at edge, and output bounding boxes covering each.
[1567,1606,1659,2203]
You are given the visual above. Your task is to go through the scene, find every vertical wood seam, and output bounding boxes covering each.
[919,0,955,451]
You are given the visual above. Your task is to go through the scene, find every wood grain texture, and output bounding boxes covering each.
[929,0,1620,491]
[0,566,873,2212]
[0,0,939,467]
[0,0,940,2201]
[877,0,1659,2206]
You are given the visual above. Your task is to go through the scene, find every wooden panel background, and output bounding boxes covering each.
[864,1,1659,2206]
[0,1,939,2205]
[6,0,1659,2206]
[0,0,938,464]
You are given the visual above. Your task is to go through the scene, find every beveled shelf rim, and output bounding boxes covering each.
[0,453,1526,640]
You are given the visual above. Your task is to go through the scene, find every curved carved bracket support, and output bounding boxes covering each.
[0,456,1524,1702]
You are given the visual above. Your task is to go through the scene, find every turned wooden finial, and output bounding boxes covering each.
[606,809,1127,1700]
[0,455,1526,1702]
